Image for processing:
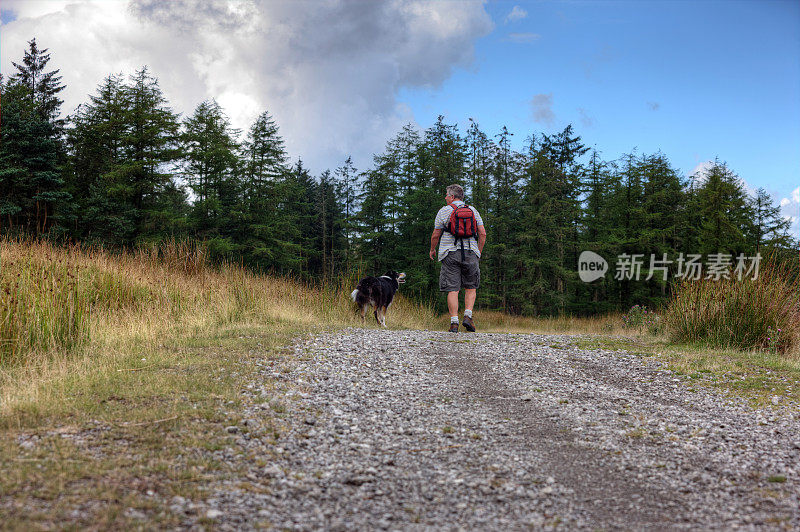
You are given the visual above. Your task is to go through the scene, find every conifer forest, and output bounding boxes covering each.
[2,39,796,315]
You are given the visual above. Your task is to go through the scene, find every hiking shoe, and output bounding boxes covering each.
[449,322,459,333]
[462,315,476,332]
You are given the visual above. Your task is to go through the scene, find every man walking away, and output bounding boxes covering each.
[429,184,487,333]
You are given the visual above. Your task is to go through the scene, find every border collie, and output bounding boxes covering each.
[350,271,406,327]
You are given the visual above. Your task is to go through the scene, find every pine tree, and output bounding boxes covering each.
[11,38,65,126]
[695,160,751,256]
[123,67,182,243]
[0,77,69,235]
[181,100,241,257]
[240,110,290,272]
[640,152,686,301]
[748,187,791,253]
[334,156,359,267]
[66,70,183,245]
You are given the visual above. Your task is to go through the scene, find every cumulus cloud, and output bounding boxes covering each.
[504,5,527,23]
[780,186,800,238]
[530,93,555,127]
[0,0,493,173]
[690,161,715,182]
[506,32,540,43]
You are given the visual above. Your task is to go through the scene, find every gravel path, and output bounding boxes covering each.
[196,329,800,530]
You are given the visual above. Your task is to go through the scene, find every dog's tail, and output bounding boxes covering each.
[350,289,359,302]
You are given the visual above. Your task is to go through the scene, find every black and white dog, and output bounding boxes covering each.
[350,271,406,327]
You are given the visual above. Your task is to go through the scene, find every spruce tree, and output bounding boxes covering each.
[334,156,359,267]
[67,74,134,244]
[578,150,617,311]
[123,67,182,243]
[0,80,70,234]
[240,110,290,271]
[748,187,791,253]
[283,159,319,276]
[640,152,686,301]
[66,70,183,245]
[485,126,520,312]
[11,38,65,126]
[317,169,346,279]
[695,160,751,256]
[181,100,241,257]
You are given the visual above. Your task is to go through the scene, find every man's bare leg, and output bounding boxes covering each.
[465,289,476,312]
[447,291,459,319]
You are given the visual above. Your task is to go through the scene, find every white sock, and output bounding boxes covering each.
[464,309,473,318]
[450,316,459,324]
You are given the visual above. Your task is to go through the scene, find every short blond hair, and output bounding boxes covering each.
[446,184,464,200]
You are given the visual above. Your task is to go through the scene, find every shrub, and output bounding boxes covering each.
[621,305,661,334]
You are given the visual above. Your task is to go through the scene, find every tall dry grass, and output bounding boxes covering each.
[0,238,437,417]
[663,257,800,354]
[0,247,89,365]
[0,238,437,367]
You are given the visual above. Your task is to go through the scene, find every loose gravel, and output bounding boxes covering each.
[192,328,800,530]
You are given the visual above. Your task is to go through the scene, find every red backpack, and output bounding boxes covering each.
[446,204,478,259]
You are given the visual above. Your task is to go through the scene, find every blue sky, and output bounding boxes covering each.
[400,0,800,233]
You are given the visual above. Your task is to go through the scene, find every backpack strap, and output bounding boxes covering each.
[456,203,469,261]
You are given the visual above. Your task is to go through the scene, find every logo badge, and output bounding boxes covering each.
[578,251,608,282]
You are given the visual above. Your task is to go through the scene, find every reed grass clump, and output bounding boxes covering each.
[0,246,90,365]
[663,257,799,354]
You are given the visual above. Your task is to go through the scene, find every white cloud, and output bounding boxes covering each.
[505,5,527,23]
[506,32,540,43]
[530,93,555,127]
[780,187,800,239]
[690,161,715,182]
[1,0,492,174]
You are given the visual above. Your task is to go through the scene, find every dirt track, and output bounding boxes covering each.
[194,329,800,530]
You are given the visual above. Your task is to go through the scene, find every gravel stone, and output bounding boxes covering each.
[195,328,800,530]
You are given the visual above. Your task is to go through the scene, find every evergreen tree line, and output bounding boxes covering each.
[2,39,795,315]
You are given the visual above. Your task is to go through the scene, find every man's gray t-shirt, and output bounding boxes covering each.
[434,201,484,261]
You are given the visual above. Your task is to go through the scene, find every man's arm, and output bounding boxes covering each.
[430,228,443,261]
[477,225,487,254]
